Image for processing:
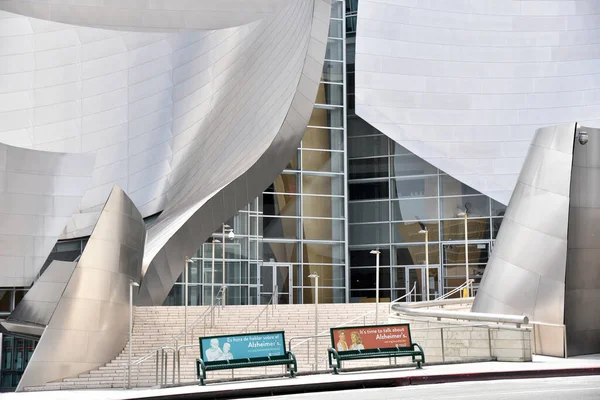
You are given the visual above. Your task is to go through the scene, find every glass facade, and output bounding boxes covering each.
[164,0,347,306]
[345,0,504,303]
[0,336,37,391]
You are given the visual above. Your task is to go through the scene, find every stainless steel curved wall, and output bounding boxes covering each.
[16,186,145,390]
[354,0,600,205]
[565,126,600,356]
[138,0,332,306]
[0,143,94,286]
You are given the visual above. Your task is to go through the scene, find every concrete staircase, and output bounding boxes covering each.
[25,303,395,391]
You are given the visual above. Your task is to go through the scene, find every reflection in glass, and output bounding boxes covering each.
[265,173,299,193]
[303,127,343,151]
[441,218,491,241]
[491,199,507,217]
[391,176,438,198]
[349,223,389,245]
[325,38,343,60]
[348,115,379,136]
[443,243,489,265]
[309,106,344,128]
[303,195,344,218]
[263,217,300,239]
[348,135,388,158]
[303,174,344,196]
[441,174,479,196]
[440,195,489,219]
[350,248,391,266]
[262,193,299,217]
[262,241,299,264]
[349,158,388,179]
[302,150,343,173]
[303,243,345,264]
[349,180,389,200]
[394,244,440,266]
[390,155,437,176]
[315,83,344,106]
[322,61,343,83]
[349,200,389,223]
[302,218,345,241]
[392,221,440,243]
[391,198,438,221]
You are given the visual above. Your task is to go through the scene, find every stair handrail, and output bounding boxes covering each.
[239,285,278,333]
[290,283,417,352]
[432,279,474,301]
[128,285,225,369]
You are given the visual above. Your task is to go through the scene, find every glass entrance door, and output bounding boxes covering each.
[258,263,292,304]
[442,242,490,296]
[406,267,440,302]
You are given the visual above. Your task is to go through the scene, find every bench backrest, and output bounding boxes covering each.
[330,324,413,353]
[199,331,287,364]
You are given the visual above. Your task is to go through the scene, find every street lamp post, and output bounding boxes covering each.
[128,281,139,389]
[370,249,381,323]
[458,210,470,297]
[184,257,193,348]
[221,224,234,306]
[418,228,429,301]
[211,238,220,327]
[308,273,319,369]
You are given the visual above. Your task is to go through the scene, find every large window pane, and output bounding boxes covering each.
[331,1,343,18]
[349,181,389,200]
[0,290,11,312]
[349,223,389,245]
[322,61,343,83]
[303,195,344,218]
[349,200,389,223]
[303,265,345,287]
[328,18,343,38]
[303,127,343,151]
[263,217,300,239]
[262,193,299,217]
[315,83,343,106]
[440,195,489,219]
[391,176,438,198]
[262,241,299,263]
[349,267,391,290]
[302,150,343,173]
[303,174,344,196]
[394,244,440,266]
[309,106,343,128]
[303,218,345,241]
[265,173,299,193]
[325,38,343,60]
[443,244,489,265]
[390,155,437,176]
[441,218,491,241]
[440,174,479,196]
[348,115,379,136]
[391,198,438,221]
[350,248,390,267]
[348,135,388,158]
[392,221,440,243]
[491,199,507,217]
[349,158,389,179]
[303,243,345,264]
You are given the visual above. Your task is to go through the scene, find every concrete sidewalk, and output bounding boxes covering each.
[3,354,600,400]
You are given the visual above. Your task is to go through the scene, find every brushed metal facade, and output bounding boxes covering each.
[474,123,600,357]
[138,0,332,306]
[16,186,145,391]
[565,126,600,356]
[0,143,94,287]
[0,0,293,30]
[354,0,600,205]
[4,260,76,327]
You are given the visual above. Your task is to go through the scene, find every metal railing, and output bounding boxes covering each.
[289,283,417,371]
[126,286,226,388]
[239,286,278,333]
[433,279,475,301]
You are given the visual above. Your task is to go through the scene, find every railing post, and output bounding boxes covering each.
[177,349,181,384]
[488,327,493,359]
[155,350,159,386]
[440,327,445,362]
[172,351,176,385]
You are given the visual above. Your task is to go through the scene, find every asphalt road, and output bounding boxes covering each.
[248,376,600,400]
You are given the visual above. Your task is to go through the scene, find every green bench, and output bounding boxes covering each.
[196,331,297,385]
[327,323,425,374]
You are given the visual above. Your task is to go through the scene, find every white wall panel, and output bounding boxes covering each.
[356,0,600,204]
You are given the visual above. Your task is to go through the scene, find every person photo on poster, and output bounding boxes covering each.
[350,331,364,350]
[336,330,349,351]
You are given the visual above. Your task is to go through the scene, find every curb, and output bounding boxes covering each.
[128,366,600,400]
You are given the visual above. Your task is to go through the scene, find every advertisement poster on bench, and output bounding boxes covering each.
[200,332,285,363]
[331,325,410,351]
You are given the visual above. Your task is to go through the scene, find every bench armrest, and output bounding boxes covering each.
[412,342,424,354]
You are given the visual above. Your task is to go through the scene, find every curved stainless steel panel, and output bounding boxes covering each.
[5,260,76,327]
[137,0,331,306]
[16,186,145,391]
[0,144,94,287]
[565,126,600,356]
[0,0,293,30]
[473,123,576,357]
[354,1,600,204]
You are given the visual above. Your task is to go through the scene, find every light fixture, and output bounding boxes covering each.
[228,231,235,239]
[369,249,380,255]
[578,131,588,145]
